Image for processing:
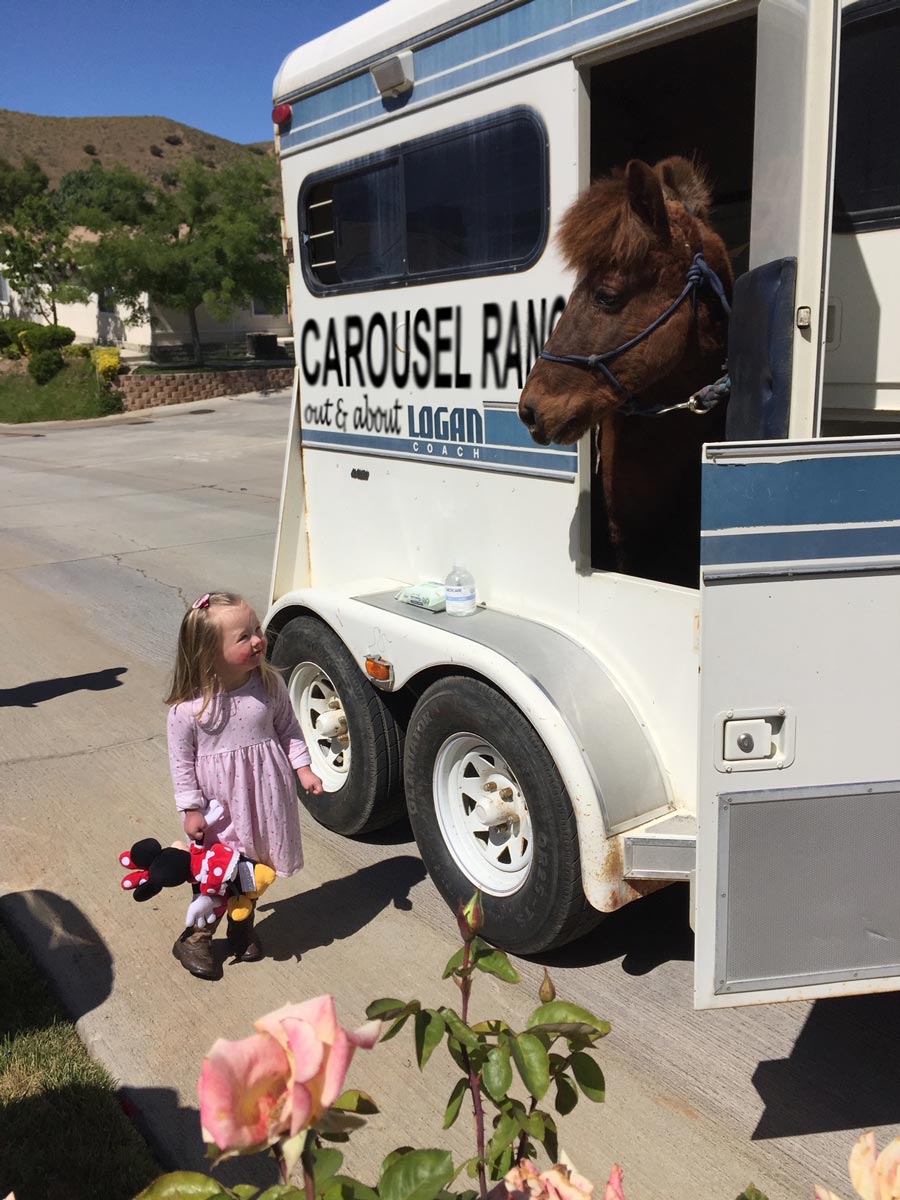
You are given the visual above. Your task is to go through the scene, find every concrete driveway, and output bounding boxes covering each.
[1,390,897,1200]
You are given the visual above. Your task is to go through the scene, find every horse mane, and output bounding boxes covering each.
[557,156,713,275]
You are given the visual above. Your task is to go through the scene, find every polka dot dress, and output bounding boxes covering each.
[167,672,310,876]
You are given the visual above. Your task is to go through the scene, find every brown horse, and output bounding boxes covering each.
[519,157,733,586]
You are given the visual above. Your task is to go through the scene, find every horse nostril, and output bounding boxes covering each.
[520,403,537,428]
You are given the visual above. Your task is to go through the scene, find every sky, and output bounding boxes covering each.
[2,0,376,146]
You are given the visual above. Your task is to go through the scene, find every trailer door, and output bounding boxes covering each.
[690,0,893,1009]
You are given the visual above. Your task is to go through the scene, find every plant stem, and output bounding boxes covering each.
[301,1133,316,1200]
[461,939,489,1199]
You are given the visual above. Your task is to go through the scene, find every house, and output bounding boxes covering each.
[0,269,291,359]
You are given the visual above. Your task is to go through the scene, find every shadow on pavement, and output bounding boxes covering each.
[0,890,282,1198]
[256,854,427,961]
[533,882,694,975]
[0,889,114,1029]
[753,991,900,1139]
[0,666,127,708]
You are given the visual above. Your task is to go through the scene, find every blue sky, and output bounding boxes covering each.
[2,0,375,145]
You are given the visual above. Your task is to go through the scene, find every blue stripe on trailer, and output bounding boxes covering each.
[300,426,577,477]
[278,0,719,152]
[702,456,900,532]
[484,408,576,451]
[701,524,900,567]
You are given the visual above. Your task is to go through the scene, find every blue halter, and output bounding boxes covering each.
[539,252,732,417]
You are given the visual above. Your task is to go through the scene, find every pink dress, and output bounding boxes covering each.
[167,671,310,877]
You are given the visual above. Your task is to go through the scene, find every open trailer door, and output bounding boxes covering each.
[688,0,900,1009]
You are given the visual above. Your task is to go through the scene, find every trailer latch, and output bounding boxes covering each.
[714,706,796,773]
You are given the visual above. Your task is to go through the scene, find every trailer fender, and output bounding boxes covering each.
[266,585,671,912]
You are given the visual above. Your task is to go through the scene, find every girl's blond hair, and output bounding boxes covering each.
[165,591,279,714]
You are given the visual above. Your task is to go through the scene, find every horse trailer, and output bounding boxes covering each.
[266,0,900,1008]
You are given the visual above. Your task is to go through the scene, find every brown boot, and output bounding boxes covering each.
[172,925,218,979]
[227,906,262,963]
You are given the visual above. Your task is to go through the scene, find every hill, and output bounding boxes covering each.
[0,109,274,187]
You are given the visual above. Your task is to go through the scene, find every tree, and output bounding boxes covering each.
[0,157,49,220]
[0,193,87,324]
[54,162,155,230]
[82,158,287,363]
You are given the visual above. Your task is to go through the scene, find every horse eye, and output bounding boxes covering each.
[593,289,623,311]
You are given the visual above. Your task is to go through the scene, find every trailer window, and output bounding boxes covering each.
[301,108,548,293]
[834,0,900,232]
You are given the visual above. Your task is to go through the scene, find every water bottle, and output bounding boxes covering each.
[445,561,476,616]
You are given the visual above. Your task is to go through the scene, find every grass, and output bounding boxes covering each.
[0,921,160,1200]
[0,359,123,423]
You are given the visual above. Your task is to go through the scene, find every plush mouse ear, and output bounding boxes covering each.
[124,838,163,870]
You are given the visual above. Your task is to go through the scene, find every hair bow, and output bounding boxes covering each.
[192,593,210,610]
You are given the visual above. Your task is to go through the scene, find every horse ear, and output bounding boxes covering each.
[655,156,712,221]
[625,160,671,244]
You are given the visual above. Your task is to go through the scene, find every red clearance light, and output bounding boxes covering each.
[272,103,292,127]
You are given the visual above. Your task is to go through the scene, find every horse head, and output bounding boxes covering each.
[519,156,733,445]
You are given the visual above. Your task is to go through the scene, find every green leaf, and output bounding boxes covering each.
[232,1189,260,1200]
[538,1112,559,1162]
[415,1008,447,1070]
[379,1149,455,1200]
[442,946,465,978]
[366,997,409,1020]
[554,1074,579,1115]
[569,1052,606,1102]
[440,1008,479,1051]
[489,1107,518,1156]
[381,1002,421,1042]
[481,1042,513,1102]
[526,1002,611,1040]
[256,1188,305,1200]
[333,1089,379,1114]
[443,1076,469,1129]
[489,1142,515,1181]
[308,1145,344,1189]
[735,1189,770,1200]
[511,1032,550,1099]
[472,943,521,983]
[135,1175,234,1200]
[322,1178,379,1200]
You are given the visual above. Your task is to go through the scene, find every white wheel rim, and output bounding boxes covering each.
[433,733,533,897]
[287,662,350,792]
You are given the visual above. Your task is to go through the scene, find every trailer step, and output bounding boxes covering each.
[623,813,696,881]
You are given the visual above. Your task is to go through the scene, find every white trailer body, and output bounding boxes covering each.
[268,0,900,1006]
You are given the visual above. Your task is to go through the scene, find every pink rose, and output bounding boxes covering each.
[492,1157,598,1200]
[815,1132,900,1200]
[199,995,381,1155]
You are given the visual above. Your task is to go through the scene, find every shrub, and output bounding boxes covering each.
[28,349,65,384]
[2,344,23,361]
[98,389,125,416]
[161,171,177,188]
[63,343,92,360]
[83,143,97,155]
[18,324,76,355]
[0,318,40,350]
[91,347,121,383]
[164,133,182,146]
[249,145,266,156]
[149,144,163,157]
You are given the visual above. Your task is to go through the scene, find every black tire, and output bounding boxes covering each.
[270,613,406,835]
[404,676,601,954]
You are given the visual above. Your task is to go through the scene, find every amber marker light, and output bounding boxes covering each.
[365,655,394,688]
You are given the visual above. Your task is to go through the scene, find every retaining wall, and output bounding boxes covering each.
[118,366,294,411]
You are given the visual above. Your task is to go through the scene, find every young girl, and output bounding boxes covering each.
[165,591,323,979]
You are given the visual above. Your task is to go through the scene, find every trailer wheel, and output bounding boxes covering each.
[404,676,599,954]
[270,613,405,835]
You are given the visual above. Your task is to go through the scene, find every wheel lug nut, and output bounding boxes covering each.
[499,787,513,800]
[328,699,341,710]
[483,781,498,792]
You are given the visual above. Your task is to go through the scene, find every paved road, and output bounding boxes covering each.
[1,391,897,1200]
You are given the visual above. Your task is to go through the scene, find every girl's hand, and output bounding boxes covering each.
[297,766,324,795]
[183,809,207,843]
